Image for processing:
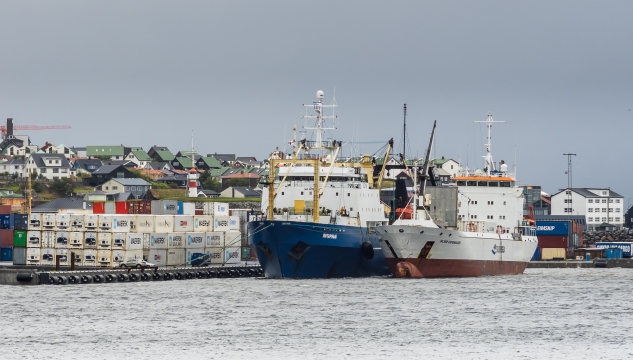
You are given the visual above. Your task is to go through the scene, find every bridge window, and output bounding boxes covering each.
[500,181,511,187]
[467,181,477,186]
[457,181,466,186]
[488,181,499,187]
[478,181,487,186]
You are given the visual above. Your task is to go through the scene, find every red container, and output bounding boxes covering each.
[128,201,151,214]
[0,229,14,247]
[93,202,105,214]
[0,205,11,215]
[195,209,203,215]
[115,202,128,214]
[538,235,568,249]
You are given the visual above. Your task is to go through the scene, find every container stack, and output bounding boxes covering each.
[18,202,242,267]
[1,208,26,262]
[535,220,583,260]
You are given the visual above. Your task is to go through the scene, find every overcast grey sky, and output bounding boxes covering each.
[1,1,632,203]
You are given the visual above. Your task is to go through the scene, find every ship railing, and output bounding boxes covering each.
[456,169,516,178]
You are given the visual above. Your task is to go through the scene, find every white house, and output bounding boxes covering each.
[23,153,74,181]
[431,157,461,178]
[551,188,624,230]
[0,158,25,178]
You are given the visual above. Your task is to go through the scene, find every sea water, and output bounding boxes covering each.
[0,268,631,359]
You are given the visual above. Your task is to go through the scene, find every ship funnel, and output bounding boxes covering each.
[6,118,13,136]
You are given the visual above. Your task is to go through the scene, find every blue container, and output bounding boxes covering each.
[1,247,12,261]
[605,248,613,259]
[596,242,633,258]
[0,215,10,230]
[613,248,623,259]
[535,221,570,236]
[13,214,28,230]
[585,253,590,261]
[531,247,541,261]
[177,201,184,215]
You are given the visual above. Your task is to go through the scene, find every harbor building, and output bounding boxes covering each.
[551,188,624,231]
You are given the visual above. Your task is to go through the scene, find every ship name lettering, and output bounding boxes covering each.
[440,240,461,245]
[323,234,337,239]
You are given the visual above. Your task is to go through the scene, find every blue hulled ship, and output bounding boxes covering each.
[248,90,393,278]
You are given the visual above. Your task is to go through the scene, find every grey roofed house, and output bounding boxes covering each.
[29,153,72,168]
[73,158,103,173]
[156,174,200,188]
[198,189,220,198]
[104,178,151,186]
[102,160,137,167]
[32,197,93,213]
[220,186,261,198]
[208,153,236,163]
[236,156,257,162]
[552,188,624,198]
[148,161,173,171]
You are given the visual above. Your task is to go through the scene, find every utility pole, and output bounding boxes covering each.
[402,103,407,163]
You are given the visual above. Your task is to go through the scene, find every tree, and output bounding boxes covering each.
[11,173,18,180]
[33,182,43,193]
[51,178,74,196]
[203,177,221,192]
[200,169,211,184]
[30,170,38,181]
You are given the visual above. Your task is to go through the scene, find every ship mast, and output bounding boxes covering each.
[474,113,504,176]
[302,90,338,152]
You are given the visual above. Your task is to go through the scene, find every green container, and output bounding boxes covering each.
[13,230,27,247]
[241,246,251,260]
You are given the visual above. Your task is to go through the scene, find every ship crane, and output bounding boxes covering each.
[0,123,72,139]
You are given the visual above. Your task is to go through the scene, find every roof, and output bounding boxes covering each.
[131,150,151,161]
[208,153,235,162]
[224,186,261,196]
[221,172,262,179]
[209,167,231,177]
[173,157,194,168]
[106,178,151,186]
[198,156,222,168]
[28,153,72,168]
[154,150,175,161]
[431,157,455,166]
[236,156,257,162]
[148,162,171,170]
[87,146,125,157]
[31,197,93,213]
[552,188,624,198]
[198,189,220,195]
[92,165,125,175]
[156,174,188,182]
[102,160,136,167]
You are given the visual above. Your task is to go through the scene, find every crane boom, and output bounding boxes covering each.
[0,125,72,138]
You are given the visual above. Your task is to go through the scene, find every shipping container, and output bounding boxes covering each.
[540,248,566,260]
[12,247,26,265]
[42,214,56,229]
[182,202,195,215]
[193,216,212,232]
[229,216,240,231]
[152,200,180,215]
[241,247,252,260]
[112,233,126,250]
[142,233,150,250]
[595,242,633,258]
[531,247,541,261]
[214,216,230,232]
[149,249,167,267]
[204,248,224,264]
[186,232,205,249]
[225,231,241,248]
[0,205,12,214]
[205,232,224,247]
[93,202,105,214]
[41,248,55,266]
[166,248,186,266]
[535,221,570,236]
[174,216,194,232]
[14,214,28,230]
[56,249,69,266]
[0,214,11,229]
[186,249,206,266]
[136,215,155,233]
[105,202,116,215]
[128,200,151,215]
[115,201,129,214]
[98,232,113,249]
[0,229,13,247]
[69,232,84,249]
[206,202,229,216]
[150,233,168,249]
[614,248,624,259]
[84,231,98,249]
[84,214,98,230]
[112,215,131,233]
[125,233,143,250]
[71,250,83,266]
[98,215,113,231]
[70,214,84,231]
[28,213,41,230]
[27,231,41,248]
[97,250,112,267]
[42,231,55,248]
[13,230,27,247]
[54,231,69,249]
[537,235,568,249]
[124,250,143,263]
[27,248,41,265]
[112,250,125,266]
[168,233,185,249]
[154,215,175,233]
[224,247,241,264]
[55,214,70,230]
[83,249,97,267]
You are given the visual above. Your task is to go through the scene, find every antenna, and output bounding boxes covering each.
[474,113,505,176]
[402,103,407,163]
[563,153,576,216]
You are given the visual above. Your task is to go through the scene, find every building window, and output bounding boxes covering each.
[41,168,47,173]
[609,199,613,203]
[565,190,571,195]
[125,186,129,191]
[53,168,59,173]
[588,199,593,203]
[616,217,621,222]
[602,191,607,195]
[609,217,613,222]
[48,160,52,164]
[487,201,494,205]
[105,186,109,190]
[602,199,607,203]
[588,217,593,222]
[564,199,572,203]
[616,208,621,213]
[602,217,607,222]
[616,199,620,203]
[588,208,593,212]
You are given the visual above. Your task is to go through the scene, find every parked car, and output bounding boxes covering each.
[119,258,155,268]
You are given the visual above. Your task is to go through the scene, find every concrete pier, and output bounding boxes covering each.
[528,259,633,269]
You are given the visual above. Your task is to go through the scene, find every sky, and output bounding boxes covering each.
[1,1,632,203]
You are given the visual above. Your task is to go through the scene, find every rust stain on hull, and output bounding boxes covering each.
[388,258,529,278]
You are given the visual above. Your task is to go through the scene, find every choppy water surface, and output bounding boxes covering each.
[1,268,632,359]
